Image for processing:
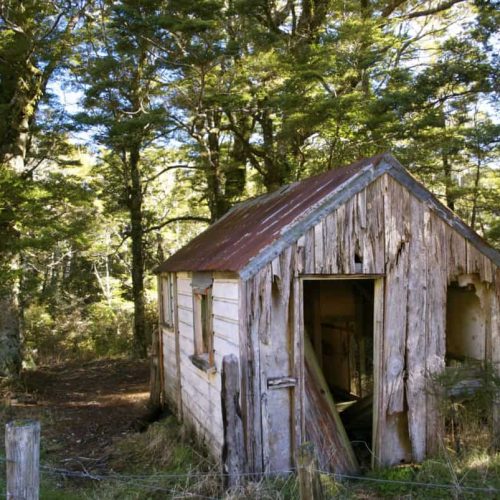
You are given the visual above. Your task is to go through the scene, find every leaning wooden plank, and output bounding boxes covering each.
[304,335,359,475]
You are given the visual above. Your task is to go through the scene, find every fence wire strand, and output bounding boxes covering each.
[2,455,500,496]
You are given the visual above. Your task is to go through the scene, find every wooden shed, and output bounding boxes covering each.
[155,153,500,475]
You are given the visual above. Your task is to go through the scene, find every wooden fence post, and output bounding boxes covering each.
[5,420,40,500]
[221,354,246,488]
[298,442,323,500]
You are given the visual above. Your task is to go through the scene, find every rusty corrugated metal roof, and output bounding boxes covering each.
[155,154,388,274]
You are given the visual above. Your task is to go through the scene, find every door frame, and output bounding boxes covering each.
[298,274,385,468]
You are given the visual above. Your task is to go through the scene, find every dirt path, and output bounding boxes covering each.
[1,358,150,469]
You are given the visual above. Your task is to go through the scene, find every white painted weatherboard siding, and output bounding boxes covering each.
[171,275,240,458]
[161,326,177,406]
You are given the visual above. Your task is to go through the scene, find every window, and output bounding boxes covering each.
[191,273,215,372]
[160,274,174,328]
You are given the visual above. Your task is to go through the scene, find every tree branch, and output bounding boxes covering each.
[142,164,198,185]
[406,0,466,19]
[381,0,408,18]
[145,216,210,234]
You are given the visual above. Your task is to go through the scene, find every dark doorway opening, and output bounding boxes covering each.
[303,278,375,467]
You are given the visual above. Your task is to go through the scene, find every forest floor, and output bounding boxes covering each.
[0,358,151,471]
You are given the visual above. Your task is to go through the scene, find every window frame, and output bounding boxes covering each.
[191,277,215,372]
[160,274,174,328]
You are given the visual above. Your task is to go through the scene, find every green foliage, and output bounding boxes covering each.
[433,360,500,454]
[360,453,500,499]
[23,299,135,364]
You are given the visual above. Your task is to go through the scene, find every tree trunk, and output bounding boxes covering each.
[128,147,147,358]
[261,111,287,192]
[0,265,21,376]
[0,152,28,378]
[443,154,455,212]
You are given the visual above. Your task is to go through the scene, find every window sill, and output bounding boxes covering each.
[190,354,216,374]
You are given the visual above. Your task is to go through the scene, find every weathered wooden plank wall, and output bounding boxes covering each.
[238,172,499,472]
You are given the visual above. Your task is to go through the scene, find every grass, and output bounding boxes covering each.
[0,418,499,498]
[81,416,223,499]
[1,377,499,499]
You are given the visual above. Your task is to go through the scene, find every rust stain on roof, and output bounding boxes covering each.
[155,154,387,274]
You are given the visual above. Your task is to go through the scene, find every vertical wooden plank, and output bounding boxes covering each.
[291,275,303,465]
[314,221,324,274]
[425,212,447,456]
[384,178,410,416]
[258,266,272,345]
[260,249,295,473]
[304,228,315,274]
[353,190,367,274]
[447,226,467,280]
[340,201,354,273]
[221,355,246,487]
[365,178,385,274]
[379,176,412,465]
[240,277,263,474]
[324,212,338,274]
[371,177,389,467]
[336,204,348,273]
[466,241,483,277]
[483,256,493,284]
[296,237,306,275]
[357,189,367,230]
[372,278,385,468]
[406,197,428,462]
[238,279,251,473]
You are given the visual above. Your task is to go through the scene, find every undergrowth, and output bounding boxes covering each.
[1,401,499,498]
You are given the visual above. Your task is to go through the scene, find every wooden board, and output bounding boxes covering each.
[406,197,428,461]
[304,335,359,475]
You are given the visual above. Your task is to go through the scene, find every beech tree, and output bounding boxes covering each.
[0,0,87,375]
[77,0,174,356]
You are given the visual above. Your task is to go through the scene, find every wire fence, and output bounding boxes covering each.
[2,454,500,498]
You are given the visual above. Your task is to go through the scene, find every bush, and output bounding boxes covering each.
[23,298,136,365]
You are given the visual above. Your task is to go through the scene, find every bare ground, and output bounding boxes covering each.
[0,358,151,471]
